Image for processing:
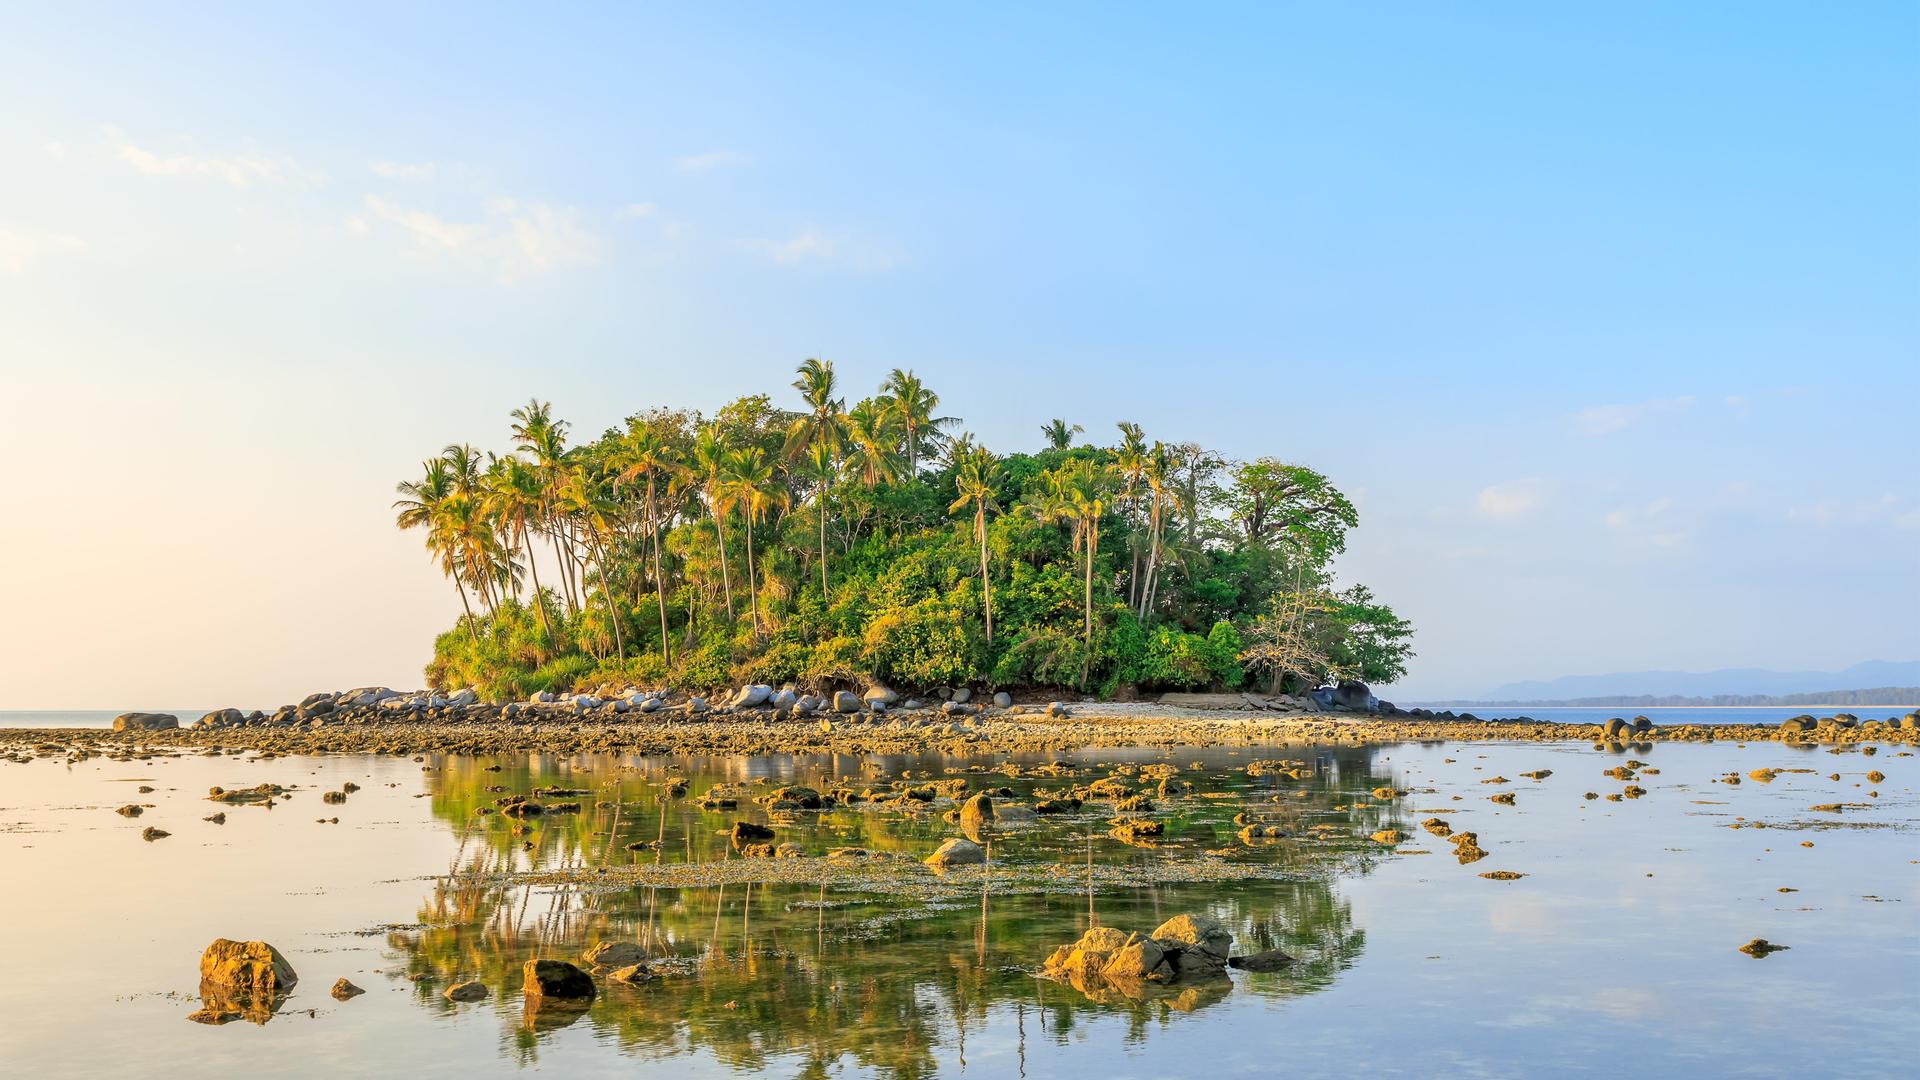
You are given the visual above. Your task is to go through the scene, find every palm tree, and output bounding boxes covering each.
[482,455,558,649]
[1112,423,1147,606]
[1033,459,1107,680]
[879,368,955,476]
[557,466,627,662]
[799,441,837,601]
[395,457,483,643]
[1041,419,1082,451]
[948,444,1002,645]
[615,423,683,666]
[722,446,787,631]
[691,423,737,618]
[1138,441,1173,620]
[843,399,901,489]
[509,400,580,616]
[785,358,847,598]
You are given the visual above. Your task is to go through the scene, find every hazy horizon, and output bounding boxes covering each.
[2,4,1915,709]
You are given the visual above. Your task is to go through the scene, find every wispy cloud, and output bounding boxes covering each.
[1788,492,1920,532]
[110,129,313,188]
[1573,395,1695,436]
[361,195,599,282]
[370,160,435,181]
[1604,498,1688,548]
[747,226,901,271]
[1476,479,1544,520]
[673,149,748,172]
[0,227,85,274]
[616,202,659,220]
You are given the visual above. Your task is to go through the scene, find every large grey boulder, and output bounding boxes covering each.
[732,684,773,708]
[923,837,986,871]
[112,712,178,732]
[770,687,798,708]
[195,709,245,729]
[863,685,900,707]
[992,691,1013,709]
[951,687,972,704]
[1331,680,1374,711]
[448,688,478,707]
[834,691,862,713]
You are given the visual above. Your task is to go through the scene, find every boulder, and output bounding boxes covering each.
[863,685,900,707]
[1331,680,1374,711]
[770,688,798,708]
[731,821,776,845]
[1600,717,1630,739]
[444,980,488,1002]
[923,837,986,871]
[1101,933,1171,982]
[1042,926,1135,983]
[993,691,1013,709]
[958,793,994,839]
[199,938,298,991]
[583,941,646,969]
[447,688,478,707]
[636,697,661,713]
[833,691,862,714]
[686,697,709,714]
[522,959,595,1000]
[732,684,774,708]
[195,708,245,729]
[1151,914,1233,978]
[606,964,653,984]
[112,712,179,732]
[299,692,333,708]
[951,687,972,704]
[330,978,365,1000]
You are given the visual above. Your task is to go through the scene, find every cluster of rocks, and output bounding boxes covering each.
[1041,914,1294,992]
[172,681,1063,734]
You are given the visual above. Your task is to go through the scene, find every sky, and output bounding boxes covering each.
[0,2,1915,709]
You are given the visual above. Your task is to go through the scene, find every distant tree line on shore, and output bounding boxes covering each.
[394,360,1413,699]
[1428,686,1920,709]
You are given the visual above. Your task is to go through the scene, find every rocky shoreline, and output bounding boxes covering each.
[7,682,1916,758]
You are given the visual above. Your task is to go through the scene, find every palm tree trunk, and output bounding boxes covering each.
[978,505,993,645]
[647,476,671,666]
[454,575,480,643]
[591,535,625,662]
[713,496,735,619]
[819,484,830,601]
[744,513,761,630]
[521,523,557,650]
[1143,495,1164,618]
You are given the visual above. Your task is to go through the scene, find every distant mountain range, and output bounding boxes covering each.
[1431,660,1920,707]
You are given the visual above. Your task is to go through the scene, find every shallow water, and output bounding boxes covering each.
[1,738,1914,1079]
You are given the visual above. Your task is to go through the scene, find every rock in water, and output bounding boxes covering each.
[522,959,595,1000]
[923,837,986,871]
[141,827,170,841]
[730,821,775,846]
[112,712,179,732]
[1101,933,1170,981]
[606,964,652,984]
[583,941,646,969]
[958,793,994,840]
[1228,949,1296,972]
[444,980,488,1002]
[1151,914,1233,978]
[200,938,299,991]
[330,978,365,1000]
[1739,938,1789,958]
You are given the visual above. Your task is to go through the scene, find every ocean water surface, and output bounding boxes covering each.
[0,737,1913,1078]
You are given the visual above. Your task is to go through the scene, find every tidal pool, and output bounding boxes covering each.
[0,738,1913,1078]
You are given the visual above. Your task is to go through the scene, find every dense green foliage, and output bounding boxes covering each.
[398,363,1412,699]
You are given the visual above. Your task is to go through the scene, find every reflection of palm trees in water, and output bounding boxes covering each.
[393,746,1394,1074]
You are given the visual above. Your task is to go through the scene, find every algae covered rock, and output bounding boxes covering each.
[1151,914,1233,978]
[923,836,986,871]
[199,938,298,991]
[522,958,595,999]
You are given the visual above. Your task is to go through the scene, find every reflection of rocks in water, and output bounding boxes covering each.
[188,981,290,1025]
[521,995,593,1032]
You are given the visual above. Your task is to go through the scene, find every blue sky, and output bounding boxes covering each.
[1,3,1914,707]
